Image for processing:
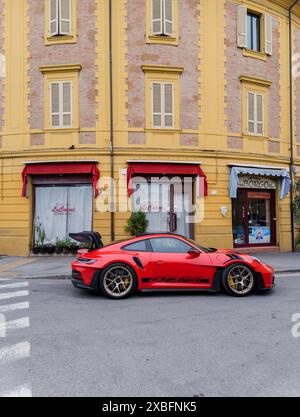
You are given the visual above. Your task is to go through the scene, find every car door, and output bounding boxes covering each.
[147,237,213,288]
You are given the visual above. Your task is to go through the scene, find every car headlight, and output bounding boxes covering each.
[251,256,264,265]
[252,257,272,271]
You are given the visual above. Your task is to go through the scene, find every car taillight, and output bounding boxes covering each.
[76,258,97,264]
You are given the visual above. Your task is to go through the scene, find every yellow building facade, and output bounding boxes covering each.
[0,0,300,255]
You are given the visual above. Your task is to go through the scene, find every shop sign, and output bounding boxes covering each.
[238,176,276,190]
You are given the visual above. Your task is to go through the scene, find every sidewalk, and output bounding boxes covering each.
[0,256,74,279]
[0,252,299,279]
[251,252,300,273]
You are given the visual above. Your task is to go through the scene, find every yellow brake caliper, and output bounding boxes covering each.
[228,273,235,289]
[123,276,130,288]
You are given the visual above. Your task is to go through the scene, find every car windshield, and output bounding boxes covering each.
[186,238,217,253]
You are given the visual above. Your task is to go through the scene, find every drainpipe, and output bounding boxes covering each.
[289,0,299,252]
[109,0,115,241]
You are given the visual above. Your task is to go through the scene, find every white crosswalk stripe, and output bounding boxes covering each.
[0,383,32,397]
[0,290,29,301]
[0,279,31,396]
[0,282,28,290]
[0,342,31,365]
[0,302,29,313]
[1,317,30,332]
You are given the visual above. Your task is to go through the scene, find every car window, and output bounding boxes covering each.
[122,240,149,252]
[150,238,193,253]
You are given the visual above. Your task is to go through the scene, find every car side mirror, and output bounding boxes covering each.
[188,250,200,258]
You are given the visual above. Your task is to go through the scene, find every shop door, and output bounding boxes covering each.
[34,185,93,245]
[132,178,194,238]
[232,189,276,247]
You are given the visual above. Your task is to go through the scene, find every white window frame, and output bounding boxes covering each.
[163,0,173,37]
[59,0,72,35]
[151,0,163,35]
[151,0,174,37]
[49,0,59,36]
[247,92,264,136]
[50,80,73,129]
[49,0,72,37]
[151,81,174,129]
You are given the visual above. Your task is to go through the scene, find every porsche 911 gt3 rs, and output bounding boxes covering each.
[70,232,275,299]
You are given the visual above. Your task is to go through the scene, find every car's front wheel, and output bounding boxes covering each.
[222,263,255,297]
[99,263,137,299]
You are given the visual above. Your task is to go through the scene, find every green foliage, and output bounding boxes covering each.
[35,220,45,246]
[295,179,300,251]
[55,239,66,249]
[125,211,149,236]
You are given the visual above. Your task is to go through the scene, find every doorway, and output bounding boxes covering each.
[132,176,194,238]
[232,189,276,247]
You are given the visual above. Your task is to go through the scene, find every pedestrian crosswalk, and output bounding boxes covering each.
[0,278,32,397]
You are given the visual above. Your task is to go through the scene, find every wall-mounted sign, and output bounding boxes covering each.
[238,176,276,190]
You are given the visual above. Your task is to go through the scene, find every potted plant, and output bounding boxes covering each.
[40,245,47,255]
[55,239,64,255]
[35,220,46,254]
[296,234,300,252]
[63,238,72,255]
[70,242,79,255]
[46,244,56,255]
[31,244,40,255]
[125,210,149,236]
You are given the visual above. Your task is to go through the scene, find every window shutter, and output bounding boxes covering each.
[164,83,174,128]
[50,82,60,127]
[49,0,59,36]
[264,13,273,56]
[164,0,173,36]
[247,92,255,134]
[59,0,72,35]
[152,82,163,127]
[256,94,264,135]
[237,5,247,48]
[152,0,163,35]
[62,82,72,127]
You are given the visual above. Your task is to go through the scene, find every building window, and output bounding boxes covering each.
[237,5,272,57]
[151,0,173,37]
[50,81,72,128]
[146,0,178,45]
[45,0,77,45]
[40,64,81,130]
[247,12,260,52]
[142,65,183,131]
[240,75,271,138]
[247,92,264,135]
[152,82,174,128]
[49,0,72,36]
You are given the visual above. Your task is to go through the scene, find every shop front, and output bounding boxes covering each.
[127,162,208,238]
[229,166,291,248]
[21,162,99,248]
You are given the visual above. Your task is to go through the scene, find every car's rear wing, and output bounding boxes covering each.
[69,231,104,250]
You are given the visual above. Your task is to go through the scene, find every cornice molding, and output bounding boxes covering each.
[39,64,82,74]
[239,75,272,87]
[141,64,184,74]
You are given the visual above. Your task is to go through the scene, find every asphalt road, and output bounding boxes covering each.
[0,274,300,397]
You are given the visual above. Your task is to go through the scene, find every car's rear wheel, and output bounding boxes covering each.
[99,263,137,299]
[222,263,255,297]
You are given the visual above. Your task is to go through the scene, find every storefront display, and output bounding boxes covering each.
[232,186,276,247]
[34,185,93,245]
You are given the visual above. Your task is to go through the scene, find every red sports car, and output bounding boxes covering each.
[70,232,275,299]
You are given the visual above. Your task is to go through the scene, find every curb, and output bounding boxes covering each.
[275,270,300,275]
[1,271,300,280]
[0,274,71,280]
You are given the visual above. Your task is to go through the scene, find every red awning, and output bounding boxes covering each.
[127,163,208,197]
[22,163,100,197]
